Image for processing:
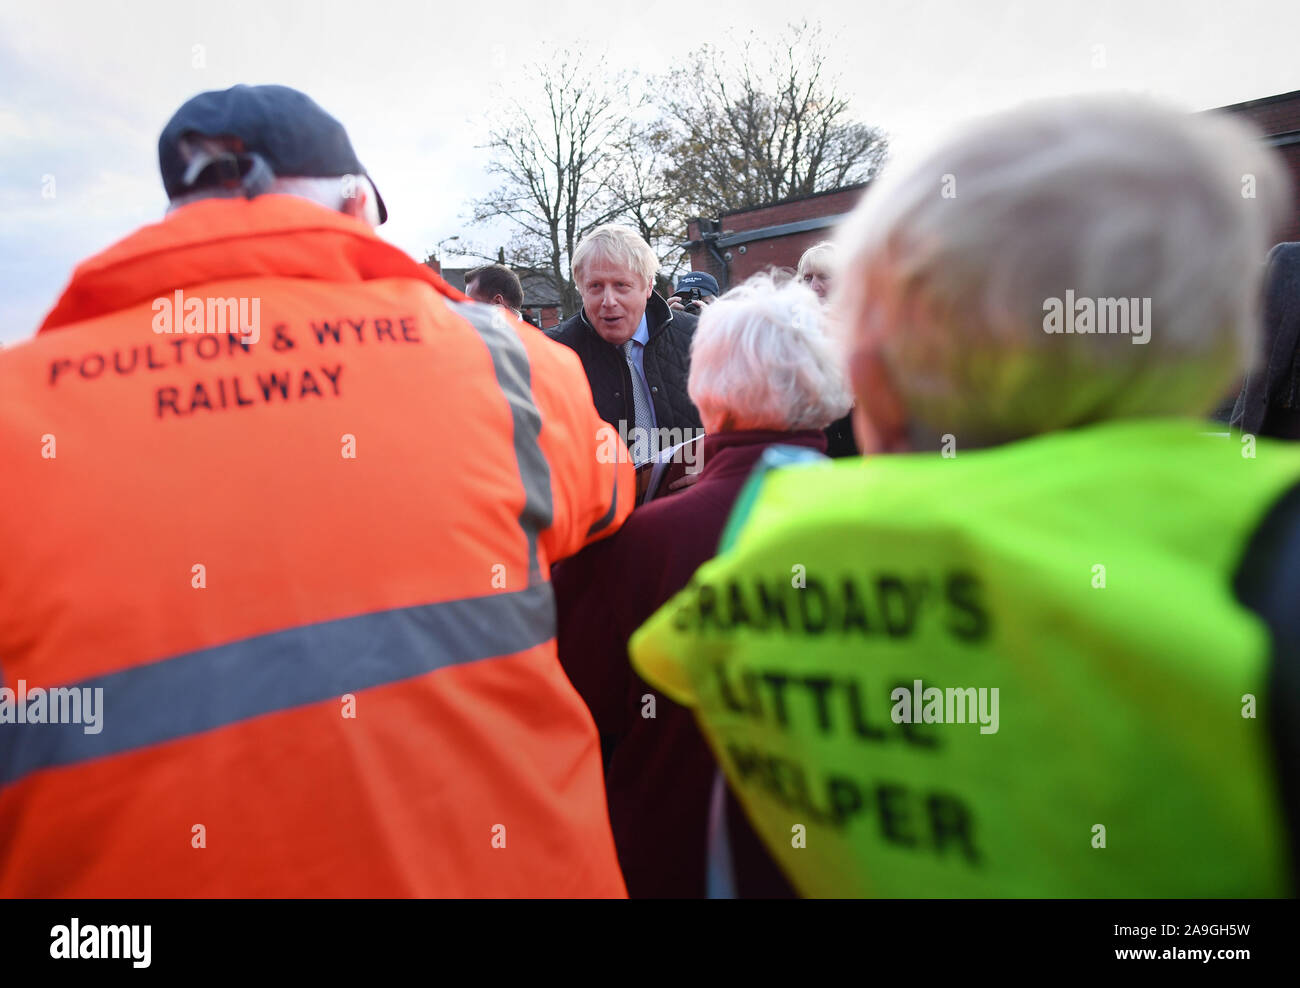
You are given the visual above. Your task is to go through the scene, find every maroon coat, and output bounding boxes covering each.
[552,429,827,897]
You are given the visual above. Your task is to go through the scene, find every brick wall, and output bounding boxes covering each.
[1220,91,1300,138]
[1216,90,1300,243]
[685,184,868,288]
[719,184,867,233]
[722,230,843,283]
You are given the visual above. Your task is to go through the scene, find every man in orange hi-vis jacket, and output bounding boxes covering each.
[0,85,634,897]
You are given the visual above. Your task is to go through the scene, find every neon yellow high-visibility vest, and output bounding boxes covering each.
[630,419,1300,897]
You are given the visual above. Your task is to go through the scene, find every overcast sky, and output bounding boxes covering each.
[2,0,1298,343]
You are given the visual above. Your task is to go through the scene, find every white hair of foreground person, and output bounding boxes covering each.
[169,175,382,227]
[688,273,852,433]
[834,95,1291,446]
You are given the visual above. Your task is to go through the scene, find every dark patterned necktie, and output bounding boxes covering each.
[622,339,656,464]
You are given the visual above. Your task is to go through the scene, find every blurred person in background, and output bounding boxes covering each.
[0,84,633,897]
[548,225,703,466]
[553,272,851,897]
[797,240,858,457]
[668,270,720,315]
[631,96,1300,897]
[1231,242,1300,439]
[796,240,836,301]
[464,262,526,321]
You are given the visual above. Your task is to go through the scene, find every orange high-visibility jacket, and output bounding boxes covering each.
[0,195,634,897]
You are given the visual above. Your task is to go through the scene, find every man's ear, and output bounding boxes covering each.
[849,344,910,454]
[491,294,508,308]
[339,176,374,226]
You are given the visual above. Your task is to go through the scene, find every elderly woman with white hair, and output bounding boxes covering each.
[552,272,850,898]
[630,96,1300,898]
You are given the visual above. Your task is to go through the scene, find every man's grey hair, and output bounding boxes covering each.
[168,174,381,226]
[572,224,660,290]
[834,94,1291,446]
[688,272,851,433]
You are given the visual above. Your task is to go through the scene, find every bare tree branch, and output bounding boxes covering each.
[657,21,888,219]
[467,52,649,316]
[463,29,884,316]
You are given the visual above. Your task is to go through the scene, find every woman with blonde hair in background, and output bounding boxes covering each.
[796,240,836,301]
[798,240,859,456]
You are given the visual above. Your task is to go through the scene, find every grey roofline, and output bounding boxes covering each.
[1215,89,1300,113]
[679,213,851,253]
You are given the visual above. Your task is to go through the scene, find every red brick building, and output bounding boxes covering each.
[682,92,1300,288]
[1215,89,1300,243]
[682,183,868,291]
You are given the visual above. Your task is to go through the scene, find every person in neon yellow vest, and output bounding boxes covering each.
[629,95,1300,898]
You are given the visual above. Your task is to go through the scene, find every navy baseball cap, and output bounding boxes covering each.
[674,271,720,298]
[158,84,387,223]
